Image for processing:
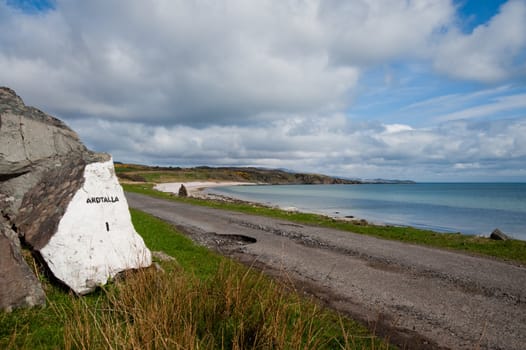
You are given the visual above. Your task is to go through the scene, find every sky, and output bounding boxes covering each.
[1,0,525,182]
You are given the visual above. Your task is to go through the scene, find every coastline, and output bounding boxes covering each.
[154,181,257,199]
[153,182,526,239]
[154,181,371,225]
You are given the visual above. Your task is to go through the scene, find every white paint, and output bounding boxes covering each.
[40,158,152,294]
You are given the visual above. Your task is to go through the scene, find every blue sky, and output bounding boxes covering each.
[1,0,525,181]
[457,0,508,31]
[6,0,53,13]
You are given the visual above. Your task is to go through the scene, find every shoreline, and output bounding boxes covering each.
[155,181,525,240]
[154,181,257,198]
[154,181,371,225]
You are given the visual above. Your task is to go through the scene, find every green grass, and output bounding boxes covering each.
[1,209,391,349]
[126,210,390,349]
[131,208,222,278]
[0,267,103,349]
[113,163,358,185]
[0,296,64,349]
[123,183,526,265]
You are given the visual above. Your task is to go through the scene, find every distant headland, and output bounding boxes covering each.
[114,163,415,185]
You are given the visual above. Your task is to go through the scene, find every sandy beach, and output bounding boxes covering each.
[154,181,256,199]
[155,182,377,226]
[154,182,369,222]
[155,182,328,216]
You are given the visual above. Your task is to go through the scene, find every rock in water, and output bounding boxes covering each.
[0,87,151,306]
[40,159,151,294]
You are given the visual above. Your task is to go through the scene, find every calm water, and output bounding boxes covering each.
[208,183,526,240]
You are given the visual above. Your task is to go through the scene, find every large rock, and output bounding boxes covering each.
[0,87,151,308]
[40,159,152,294]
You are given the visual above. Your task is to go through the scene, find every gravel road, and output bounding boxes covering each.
[126,192,526,350]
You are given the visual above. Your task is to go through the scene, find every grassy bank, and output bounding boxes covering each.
[123,183,526,265]
[114,163,360,184]
[1,209,390,349]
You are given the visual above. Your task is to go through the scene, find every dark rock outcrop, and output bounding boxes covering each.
[0,221,46,311]
[0,87,106,222]
[490,228,509,241]
[0,87,100,310]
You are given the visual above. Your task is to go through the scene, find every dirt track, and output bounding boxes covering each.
[126,192,526,350]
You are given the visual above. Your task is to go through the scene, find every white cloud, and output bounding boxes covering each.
[382,124,414,134]
[404,85,513,112]
[0,0,458,127]
[0,0,362,125]
[434,0,526,82]
[319,0,454,65]
[70,115,526,181]
[1,0,522,126]
[435,93,526,122]
[1,0,525,181]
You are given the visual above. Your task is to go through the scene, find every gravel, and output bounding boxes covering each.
[127,192,526,350]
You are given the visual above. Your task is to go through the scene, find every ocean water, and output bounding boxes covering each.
[208,183,526,240]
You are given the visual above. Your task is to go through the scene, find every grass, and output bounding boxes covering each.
[114,164,251,183]
[1,209,391,349]
[123,183,526,265]
[113,163,359,185]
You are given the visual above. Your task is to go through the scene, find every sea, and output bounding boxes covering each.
[207,183,526,241]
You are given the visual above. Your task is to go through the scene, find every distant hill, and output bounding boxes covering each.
[115,164,361,184]
[115,163,414,185]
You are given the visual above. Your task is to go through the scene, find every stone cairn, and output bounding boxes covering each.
[0,87,151,311]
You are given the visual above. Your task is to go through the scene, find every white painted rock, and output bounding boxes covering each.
[40,159,152,294]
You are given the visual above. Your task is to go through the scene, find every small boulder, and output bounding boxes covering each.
[490,228,509,241]
[178,184,188,197]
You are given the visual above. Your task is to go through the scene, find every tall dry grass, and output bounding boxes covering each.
[63,262,387,350]
[2,209,390,349]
